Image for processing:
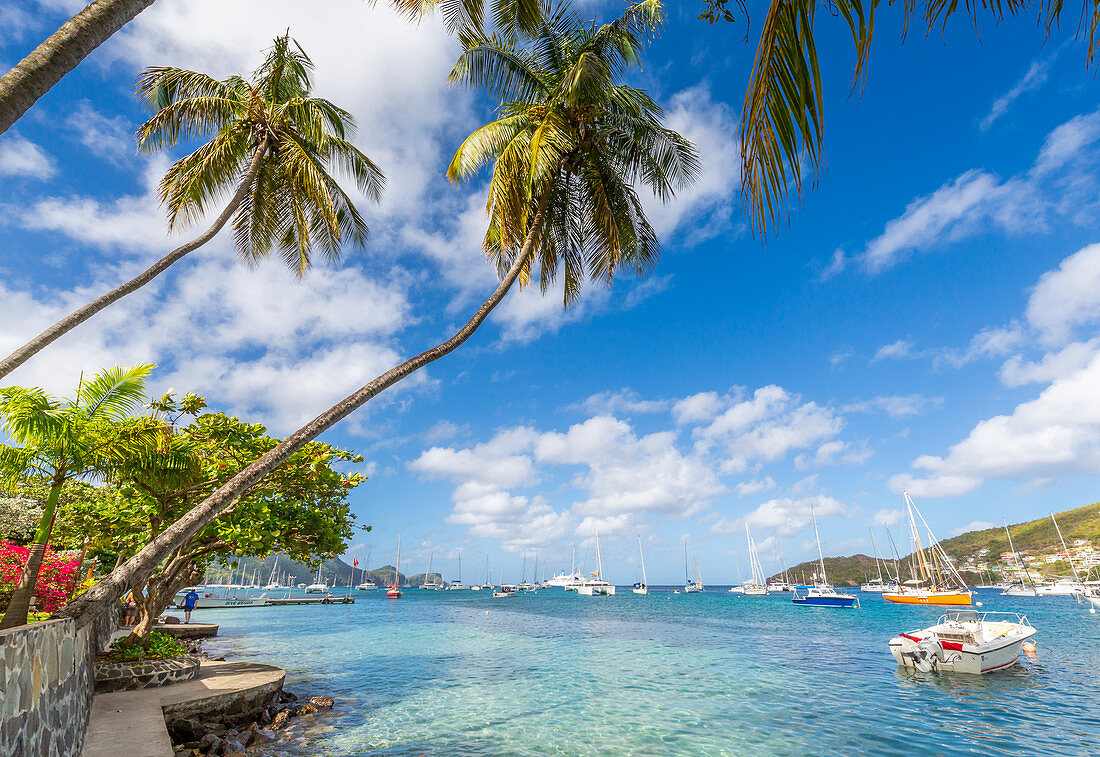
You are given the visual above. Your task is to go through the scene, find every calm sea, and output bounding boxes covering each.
[199,587,1100,756]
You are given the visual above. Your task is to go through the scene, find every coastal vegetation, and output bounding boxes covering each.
[105,630,186,662]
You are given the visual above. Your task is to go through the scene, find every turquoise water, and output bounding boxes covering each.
[199,588,1100,755]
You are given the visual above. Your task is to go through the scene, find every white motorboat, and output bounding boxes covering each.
[765,581,794,592]
[578,516,615,596]
[683,542,704,593]
[889,611,1037,674]
[633,536,648,595]
[175,586,267,609]
[727,585,745,594]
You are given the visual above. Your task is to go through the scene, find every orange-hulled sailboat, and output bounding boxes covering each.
[883,492,972,606]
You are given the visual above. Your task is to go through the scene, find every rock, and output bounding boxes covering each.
[246,727,275,747]
[225,739,245,753]
[199,733,221,753]
[173,718,206,742]
[278,690,298,703]
[295,704,317,716]
[307,696,334,710]
[270,710,291,731]
[210,656,226,661]
[161,615,182,624]
[225,753,247,757]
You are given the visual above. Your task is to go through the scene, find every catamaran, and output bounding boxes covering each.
[577,516,615,595]
[447,552,467,590]
[262,561,285,591]
[421,553,443,590]
[304,564,328,594]
[766,543,794,592]
[889,610,1037,674]
[386,535,403,598]
[792,506,859,608]
[861,528,896,592]
[632,536,649,594]
[356,546,377,590]
[740,525,768,595]
[684,543,704,593]
[883,492,971,606]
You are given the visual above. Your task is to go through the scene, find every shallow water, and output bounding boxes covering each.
[200,588,1100,756]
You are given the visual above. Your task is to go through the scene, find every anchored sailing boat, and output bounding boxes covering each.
[792,506,859,608]
[861,528,895,592]
[356,546,377,590]
[304,564,328,594]
[766,543,793,592]
[883,493,971,606]
[742,525,768,595]
[421,553,443,590]
[447,553,467,590]
[578,516,615,596]
[684,543,704,593]
[632,536,648,594]
[386,535,403,598]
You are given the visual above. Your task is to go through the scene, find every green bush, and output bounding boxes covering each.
[108,631,187,662]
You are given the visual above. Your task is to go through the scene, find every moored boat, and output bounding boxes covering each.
[633,536,648,595]
[889,610,1037,674]
[883,493,971,607]
[386,535,403,598]
[684,543,704,593]
[791,506,858,609]
[577,516,615,596]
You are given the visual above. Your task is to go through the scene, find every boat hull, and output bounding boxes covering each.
[791,595,856,608]
[889,629,1035,674]
[577,584,615,596]
[176,596,267,609]
[883,591,972,606]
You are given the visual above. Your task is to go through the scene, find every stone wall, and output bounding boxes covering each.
[95,654,201,693]
[0,618,96,757]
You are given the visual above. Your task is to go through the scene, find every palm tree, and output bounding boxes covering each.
[58,0,698,628]
[698,0,1100,235]
[0,0,541,137]
[0,35,384,381]
[0,364,160,628]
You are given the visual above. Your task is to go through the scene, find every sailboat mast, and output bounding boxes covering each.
[811,506,827,585]
[638,536,647,585]
[884,524,903,583]
[395,534,402,587]
[693,549,701,584]
[869,528,884,584]
[1003,518,1037,589]
[1050,512,1083,584]
[684,542,690,583]
[594,516,603,580]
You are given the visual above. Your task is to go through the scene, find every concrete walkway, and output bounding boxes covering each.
[83,660,285,757]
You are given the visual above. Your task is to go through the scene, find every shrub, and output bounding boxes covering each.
[0,542,80,613]
[108,631,187,662]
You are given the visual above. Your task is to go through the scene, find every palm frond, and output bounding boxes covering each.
[76,364,155,421]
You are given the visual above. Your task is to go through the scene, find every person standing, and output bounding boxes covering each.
[182,589,199,624]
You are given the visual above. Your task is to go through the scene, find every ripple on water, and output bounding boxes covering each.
[202,589,1100,756]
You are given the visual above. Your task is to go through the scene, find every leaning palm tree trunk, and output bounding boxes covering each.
[0,0,158,136]
[0,145,265,381]
[1,479,63,629]
[57,195,551,627]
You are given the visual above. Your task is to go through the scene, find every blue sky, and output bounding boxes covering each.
[2,1,1100,585]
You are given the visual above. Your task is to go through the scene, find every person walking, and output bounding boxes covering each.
[182,588,199,624]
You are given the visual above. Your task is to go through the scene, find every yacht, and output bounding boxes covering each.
[683,543,704,593]
[420,553,443,590]
[577,516,615,596]
[791,506,859,609]
[632,536,649,595]
[740,524,768,596]
[386,535,403,598]
[883,493,971,606]
[889,610,1037,674]
[304,565,328,594]
[446,553,467,590]
[861,529,897,592]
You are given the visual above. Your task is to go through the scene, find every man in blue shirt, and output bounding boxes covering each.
[182,589,199,623]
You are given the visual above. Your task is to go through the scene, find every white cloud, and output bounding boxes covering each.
[794,440,872,470]
[672,390,731,425]
[999,339,1100,386]
[726,495,848,537]
[736,477,776,497]
[0,135,57,179]
[1025,242,1100,345]
[1032,111,1100,176]
[889,352,1100,497]
[66,101,136,166]
[871,508,904,528]
[873,339,914,361]
[981,58,1050,131]
[572,389,667,416]
[845,394,943,418]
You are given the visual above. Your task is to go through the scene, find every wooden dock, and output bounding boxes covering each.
[264,595,355,605]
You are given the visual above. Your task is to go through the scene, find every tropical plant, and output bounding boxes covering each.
[0,364,160,628]
[0,34,384,381]
[0,542,80,615]
[698,0,1100,235]
[58,0,697,629]
[108,630,186,660]
[0,0,541,137]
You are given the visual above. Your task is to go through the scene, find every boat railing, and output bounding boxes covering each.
[939,610,1030,626]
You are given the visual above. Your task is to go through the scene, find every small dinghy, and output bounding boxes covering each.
[889,610,1036,674]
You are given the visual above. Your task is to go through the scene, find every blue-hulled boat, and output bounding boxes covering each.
[792,506,859,609]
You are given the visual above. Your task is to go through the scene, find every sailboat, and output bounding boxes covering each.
[304,564,328,594]
[262,560,284,591]
[632,536,648,594]
[1000,520,1043,597]
[549,544,586,590]
[791,506,859,608]
[766,543,794,592]
[882,493,971,606]
[421,553,443,590]
[684,543,704,593]
[493,567,518,598]
[577,516,615,596]
[386,535,403,598]
[741,525,768,595]
[356,546,377,590]
[861,528,895,592]
[447,552,467,590]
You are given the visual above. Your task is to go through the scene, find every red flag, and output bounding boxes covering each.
[353,558,359,567]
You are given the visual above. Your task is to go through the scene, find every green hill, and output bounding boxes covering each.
[768,501,1100,586]
[200,553,432,587]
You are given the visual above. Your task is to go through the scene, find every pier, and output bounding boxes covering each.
[265,595,355,605]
